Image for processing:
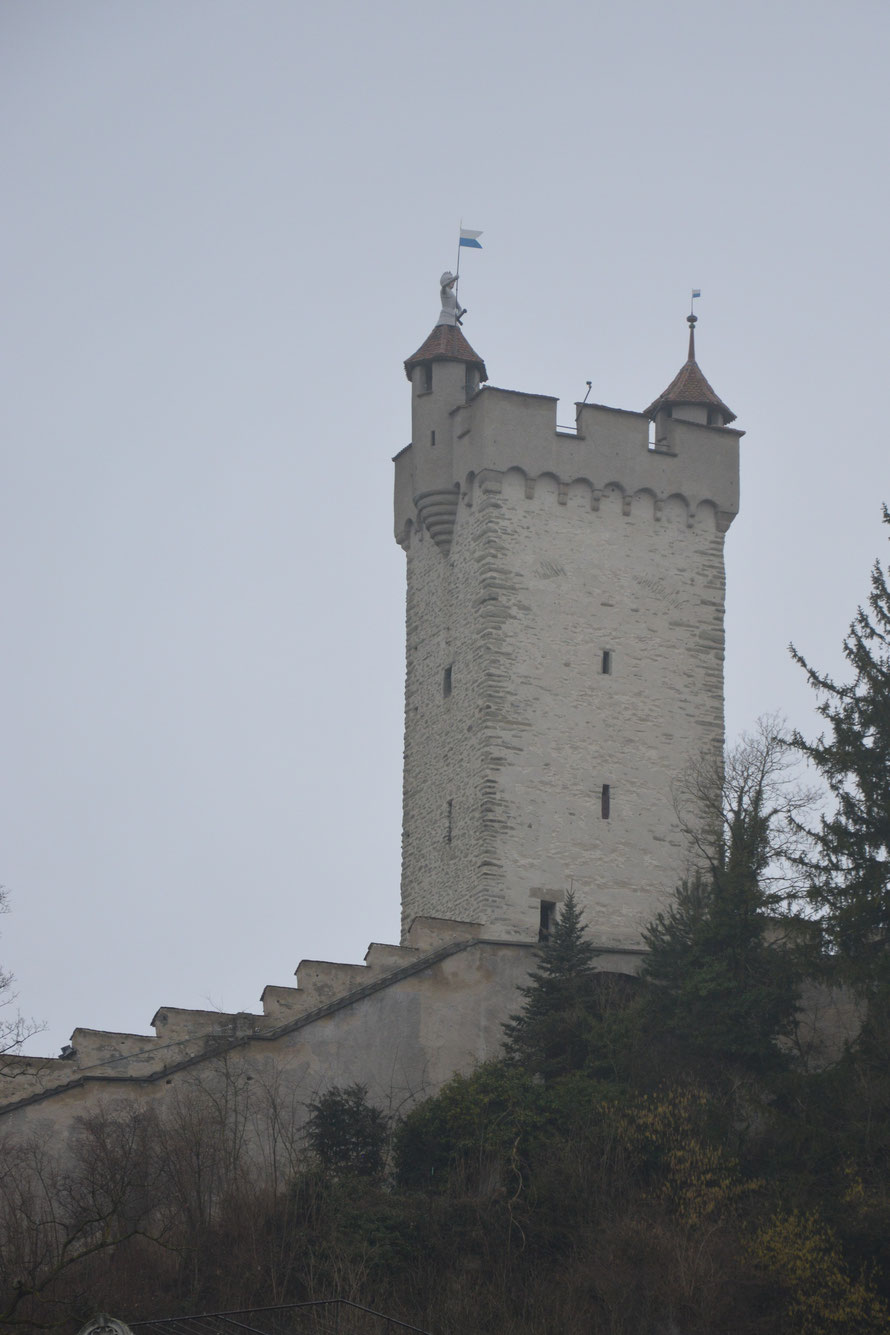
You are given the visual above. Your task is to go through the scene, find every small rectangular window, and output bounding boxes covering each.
[601,784,611,820]
[539,900,555,943]
[443,665,452,698]
[601,650,612,675]
[445,799,453,844]
[423,364,433,392]
[430,429,436,447]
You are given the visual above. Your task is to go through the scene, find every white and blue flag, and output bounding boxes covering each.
[459,228,483,249]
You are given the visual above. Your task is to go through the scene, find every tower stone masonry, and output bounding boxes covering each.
[394,310,742,946]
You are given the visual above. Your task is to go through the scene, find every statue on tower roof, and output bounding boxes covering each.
[436,271,466,328]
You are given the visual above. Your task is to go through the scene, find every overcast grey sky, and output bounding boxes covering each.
[3,0,889,1056]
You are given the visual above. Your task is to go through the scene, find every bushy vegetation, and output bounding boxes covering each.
[3,513,890,1333]
[304,1083,389,1178]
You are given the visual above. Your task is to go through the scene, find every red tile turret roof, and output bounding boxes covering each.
[404,325,488,382]
[644,318,735,424]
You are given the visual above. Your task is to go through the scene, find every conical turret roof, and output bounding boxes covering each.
[404,324,488,382]
[644,316,735,425]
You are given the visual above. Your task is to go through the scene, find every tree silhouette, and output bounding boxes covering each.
[791,504,890,998]
[503,891,600,1078]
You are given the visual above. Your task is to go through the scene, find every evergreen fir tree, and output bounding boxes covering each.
[642,870,798,1076]
[304,1083,388,1177]
[503,890,600,1078]
[791,505,890,998]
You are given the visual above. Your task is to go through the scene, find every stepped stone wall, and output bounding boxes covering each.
[0,919,646,1140]
[0,914,862,1144]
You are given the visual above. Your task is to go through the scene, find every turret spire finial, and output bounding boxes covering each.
[643,288,736,426]
[687,288,701,360]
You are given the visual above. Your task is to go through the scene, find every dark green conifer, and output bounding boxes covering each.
[503,890,600,1078]
[642,871,798,1076]
[304,1083,388,1177]
[791,505,890,999]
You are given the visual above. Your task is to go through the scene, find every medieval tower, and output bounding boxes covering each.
[394,285,741,947]
[0,280,749,1130]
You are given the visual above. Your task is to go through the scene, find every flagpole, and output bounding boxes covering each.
[455,220,462,286]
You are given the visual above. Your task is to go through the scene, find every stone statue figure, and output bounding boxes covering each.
[436,271,466,328]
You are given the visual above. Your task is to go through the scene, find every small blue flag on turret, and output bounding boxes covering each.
[691,289,701,299]
[459,228,483,249]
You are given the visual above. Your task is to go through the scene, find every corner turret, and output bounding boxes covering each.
[396,283,488,556]
[404,322,488,393]
[645,313,735,443]
[403,323,487,493]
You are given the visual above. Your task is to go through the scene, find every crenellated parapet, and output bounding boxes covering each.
[395,388,740,553]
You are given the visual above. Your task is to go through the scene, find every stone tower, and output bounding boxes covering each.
[393,297,741,946]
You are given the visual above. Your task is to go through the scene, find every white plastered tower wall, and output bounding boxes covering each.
[395,320,741,946]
